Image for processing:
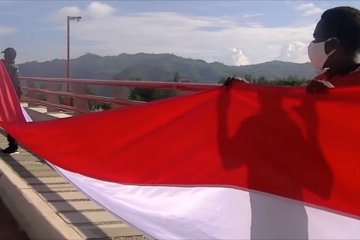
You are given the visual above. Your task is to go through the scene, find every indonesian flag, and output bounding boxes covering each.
[1,61,360,239]
[0,60,25,123]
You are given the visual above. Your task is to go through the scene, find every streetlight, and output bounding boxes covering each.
[66,15,81,105]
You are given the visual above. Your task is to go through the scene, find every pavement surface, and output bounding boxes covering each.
[0,199,29,240]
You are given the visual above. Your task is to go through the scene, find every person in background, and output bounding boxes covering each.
[223,7,360,92]
[1,47,21,154]
[306,6,360,92]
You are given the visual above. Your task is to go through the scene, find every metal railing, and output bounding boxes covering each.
[19,77,219,114]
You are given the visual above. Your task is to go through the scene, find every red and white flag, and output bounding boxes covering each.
[1,61,360,239]
[0,61,25,123]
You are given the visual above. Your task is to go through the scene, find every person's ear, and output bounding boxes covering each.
[325,38,339,54]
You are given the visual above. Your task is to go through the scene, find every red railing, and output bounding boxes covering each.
[19,77,219,114]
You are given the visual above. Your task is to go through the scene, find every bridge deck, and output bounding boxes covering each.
[0,125,147,239]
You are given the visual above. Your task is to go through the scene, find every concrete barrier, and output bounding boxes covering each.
[0,160,82,240]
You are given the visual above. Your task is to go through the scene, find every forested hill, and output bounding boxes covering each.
[18,53,318,83]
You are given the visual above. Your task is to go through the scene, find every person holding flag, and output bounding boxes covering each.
[307,6,360,92]
[225,7,360,92]
[1,47,21,154]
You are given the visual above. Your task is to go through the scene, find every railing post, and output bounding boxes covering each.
[26,79,38,107]
[44,82,61,112]
[111,86,129,108]
[72,83,88,111]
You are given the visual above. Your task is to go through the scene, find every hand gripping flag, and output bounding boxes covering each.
[0,65,360,239]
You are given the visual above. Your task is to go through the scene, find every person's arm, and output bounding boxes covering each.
[306,79,334,93]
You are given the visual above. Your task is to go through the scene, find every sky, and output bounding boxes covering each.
[1,0,360,65]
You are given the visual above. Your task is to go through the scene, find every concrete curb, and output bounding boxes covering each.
[0,159,82,240]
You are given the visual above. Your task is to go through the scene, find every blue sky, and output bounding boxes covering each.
[1,1,360,65]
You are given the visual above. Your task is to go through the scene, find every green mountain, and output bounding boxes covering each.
[18,53,318,83]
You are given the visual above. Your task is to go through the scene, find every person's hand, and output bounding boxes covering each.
[306,79,334,93]
[223,77,249,88]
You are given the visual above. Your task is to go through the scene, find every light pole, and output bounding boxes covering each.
[66,16,81,105]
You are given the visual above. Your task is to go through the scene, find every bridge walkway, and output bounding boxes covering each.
[0,105,147,240]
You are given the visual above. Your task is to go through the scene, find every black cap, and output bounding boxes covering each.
[2,47,16,60]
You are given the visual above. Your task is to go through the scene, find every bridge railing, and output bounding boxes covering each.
[19,77,219,114]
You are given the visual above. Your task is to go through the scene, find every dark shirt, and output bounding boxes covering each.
[3,60,21,98]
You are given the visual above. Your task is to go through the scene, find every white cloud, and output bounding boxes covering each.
[0,26,16,35]
[230,48,250,66]
[49,2,115,22]
[295,3,323,17]
[46,2,315,65]
[86,1,116,18]
[277,41,309,62]
[49,6,82,21]
[242,13,264,18]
